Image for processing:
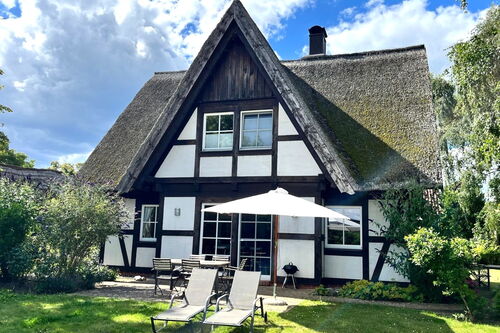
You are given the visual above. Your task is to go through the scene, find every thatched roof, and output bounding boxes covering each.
[79,0,440,193]
[0,163,64,189]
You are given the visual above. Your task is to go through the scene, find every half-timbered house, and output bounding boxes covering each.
[79,0,441,284]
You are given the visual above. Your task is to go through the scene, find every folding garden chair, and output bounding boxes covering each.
[152,258,180,295]
[180,259,201,287]
[203,270,267,333]
[189,254,206,260]
[219,258,247,292]
[150,268,217,333]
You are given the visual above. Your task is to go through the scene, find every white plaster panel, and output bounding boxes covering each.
[237,155,272,177]
[135,247,156,268]
[277,141,322,176]
[368,200,388,236]
[161,236,193,259]
[178,109,197,140]
[163,197,195,230]
[122,198,136,230]
[324,255,363,279]
[199,156,232,177]
[103,235,132,266]
[155,145,195,178]
[277,239,314,279]
[279,197,315,234]
[369,243,409,282]
[278,103,298,135]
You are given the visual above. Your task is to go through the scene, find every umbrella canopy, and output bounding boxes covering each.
[202,187,352,222]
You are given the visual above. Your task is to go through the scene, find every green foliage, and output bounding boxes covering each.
[338,280,423,302]
[48,161,83,176]
[493,289,500,320]
[314,284,333,296]
[406,228,477,319]
[0,179,39,280]
[448,5,499,175]
[0,131,35,168]
[34,180,126,279]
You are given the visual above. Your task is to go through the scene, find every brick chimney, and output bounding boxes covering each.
[308,25,327,55]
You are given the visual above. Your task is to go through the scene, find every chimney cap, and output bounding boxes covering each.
[308,25,327,37]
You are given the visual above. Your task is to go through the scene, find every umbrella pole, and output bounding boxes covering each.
[265,215,287,306]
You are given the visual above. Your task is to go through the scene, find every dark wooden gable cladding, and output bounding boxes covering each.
[199,37,273,103]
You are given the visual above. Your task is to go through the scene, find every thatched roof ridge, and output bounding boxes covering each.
[0,163,64,188]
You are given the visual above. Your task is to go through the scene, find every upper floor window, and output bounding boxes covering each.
[325,206,362,249]
[203,113,234,151]
[240,110,273,149]
[140,204,158,242]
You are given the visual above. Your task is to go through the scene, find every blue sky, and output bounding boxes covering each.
[0,0,494,168]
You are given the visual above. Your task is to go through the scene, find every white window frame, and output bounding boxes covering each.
[139,204,159,242]
[199,203,232,256]
[202,112,234,151]
[325,205,362,250]
[239,109,273,150]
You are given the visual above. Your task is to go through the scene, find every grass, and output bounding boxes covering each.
[0,291,499,333]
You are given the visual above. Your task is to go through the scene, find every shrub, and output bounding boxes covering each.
[406,228,477,319]
[337,280,423,302]
[314,284,333,296]
[0,179,39,280]
[493,289,500,320]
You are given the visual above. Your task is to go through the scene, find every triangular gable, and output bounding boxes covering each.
[117,0,357,194]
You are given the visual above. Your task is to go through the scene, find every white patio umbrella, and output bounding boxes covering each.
[202,187,352,304]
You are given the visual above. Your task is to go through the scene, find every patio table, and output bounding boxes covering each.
[170,259,230,269]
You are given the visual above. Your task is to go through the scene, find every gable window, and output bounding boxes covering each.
[200,204,232,255]
[325,206,362,249]
[203,113,234,151]
[240,110,273,149]
[140,205,158,241]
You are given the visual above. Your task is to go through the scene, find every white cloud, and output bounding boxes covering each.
[0,0,310,167]
[57,152,91,164]
[326,0,487,73]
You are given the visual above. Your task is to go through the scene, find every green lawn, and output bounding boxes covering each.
[0,292,499,333]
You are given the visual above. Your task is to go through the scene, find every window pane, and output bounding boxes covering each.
[258,113,272,130]
[204,211,217,221]
[142,222,155,239]
[205,133,218,149]
[241,222,255,238]
[216,239,231,255]
[242,131,257,147]
[219,133,233,148]
[220,114,233,131]
[256,214,271,222]
[327,228,343,245]
[143,206,156,222]
[243,114,258,130]
[219,212,232,222]
[256,223,271,239]
[202,238,216,254]
[218,222,231,238]
[206,115,219,131]
[345,229,361,245]
[255,258,271,276]
[241,214,255,222]
[256,241,271,257]
[257,130,272,147]
[203,222,216,237]
[240,241,254,256]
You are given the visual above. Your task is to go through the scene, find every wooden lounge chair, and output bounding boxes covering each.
[150,268,217,333]
[203,270,267,333]
[152,258,179,295]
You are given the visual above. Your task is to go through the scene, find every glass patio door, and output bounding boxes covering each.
[238,214,272,280]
